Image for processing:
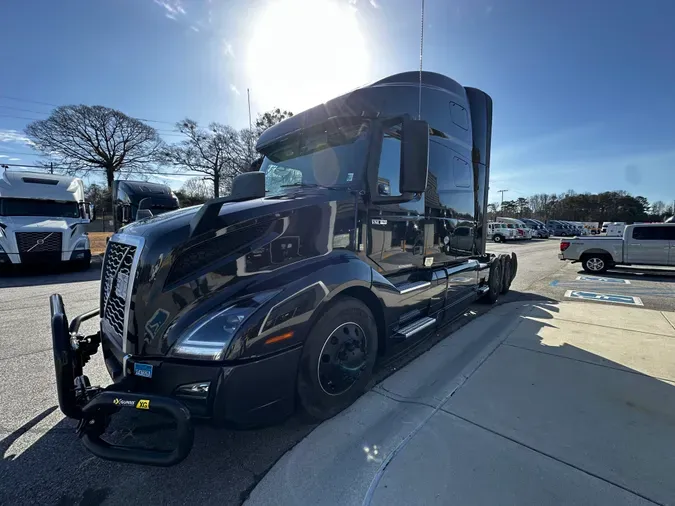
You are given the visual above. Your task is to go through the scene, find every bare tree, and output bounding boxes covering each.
[159,120,251,198]
[651,200,666,216]
[25,105,163,189]
[180,177,213,200]
[255,108,293,137]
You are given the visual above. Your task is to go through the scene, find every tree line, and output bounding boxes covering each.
[490,191,673,224]
[24,104,293,199]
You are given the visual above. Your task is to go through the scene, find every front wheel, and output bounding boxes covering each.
[493,234,503,243]
[297,297,378,421]
[582,255,609,274]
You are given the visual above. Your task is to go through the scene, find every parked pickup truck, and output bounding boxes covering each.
[559,223,675,273]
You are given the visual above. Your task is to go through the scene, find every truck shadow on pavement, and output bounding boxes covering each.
[2,298,673,506]
[0,262,101,288]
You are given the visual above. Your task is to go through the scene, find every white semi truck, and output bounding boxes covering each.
[0,171,93,270]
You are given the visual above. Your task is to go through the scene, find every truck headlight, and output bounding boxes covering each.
[74,238,89,250]
[169,291,277,360]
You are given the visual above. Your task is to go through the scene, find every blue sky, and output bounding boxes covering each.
[1,0,674,205]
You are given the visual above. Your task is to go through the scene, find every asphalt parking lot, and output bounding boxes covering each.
[1,238,673,505]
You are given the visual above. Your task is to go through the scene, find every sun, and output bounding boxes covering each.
[246,0,370,114]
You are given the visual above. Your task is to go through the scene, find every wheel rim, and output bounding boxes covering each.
[587,257,604,271]
[494,236,501,242]
[317,322,368,396]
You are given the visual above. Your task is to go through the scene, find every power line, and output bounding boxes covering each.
[0,162,201,177]
[0,94,58,107]
[0,94,179,127]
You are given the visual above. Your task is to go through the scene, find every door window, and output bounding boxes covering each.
[376,126,423,214]
[632,226,673,240]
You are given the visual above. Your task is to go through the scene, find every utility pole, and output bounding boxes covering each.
[247,88,254,164]
[497,189,508,207]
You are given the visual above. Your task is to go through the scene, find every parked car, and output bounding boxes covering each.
[496,217,532,240]
[521,218,549,238]
[559,223,675,273]
[546,220,570,236]
[487,222,514,242]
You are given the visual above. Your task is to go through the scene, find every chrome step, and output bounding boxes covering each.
[395,280,430,295]
[394,316,436,339]
[477,285,490,294]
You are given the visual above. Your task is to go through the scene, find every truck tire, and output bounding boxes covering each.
[510,252,518,283]
[582,254,609,274]
[297,297,378,421]
[500,255,512,294]
[493,234,503,243]
[479,258,502,304]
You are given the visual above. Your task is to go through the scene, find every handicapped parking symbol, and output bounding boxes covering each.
[564,290,643,306]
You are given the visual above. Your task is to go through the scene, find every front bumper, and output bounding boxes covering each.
[50,294,301,466]
[1,249,91,265]
[101,331,301,427]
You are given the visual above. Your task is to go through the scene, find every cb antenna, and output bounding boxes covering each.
[418,0,425,120]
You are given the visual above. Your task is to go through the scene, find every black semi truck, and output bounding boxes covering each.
[112,180,180,231]
[50,71,516,466]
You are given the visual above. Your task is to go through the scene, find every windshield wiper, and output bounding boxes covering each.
[265,182,351,200]
[279,183,338,190]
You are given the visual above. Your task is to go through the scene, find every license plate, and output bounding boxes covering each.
[134,362,153,378]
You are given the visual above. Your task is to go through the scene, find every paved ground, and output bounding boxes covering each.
[1,239,673,505]
[247,301,675,506]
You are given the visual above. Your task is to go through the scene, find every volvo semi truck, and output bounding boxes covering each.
[0,171,93,269]
[112,180,180,231]
[49,71,517,466]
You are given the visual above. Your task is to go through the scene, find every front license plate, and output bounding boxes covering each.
[134,363,153,378]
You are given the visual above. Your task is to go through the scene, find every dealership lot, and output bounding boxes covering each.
[1,239,673,505]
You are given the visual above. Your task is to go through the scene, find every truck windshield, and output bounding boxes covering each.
[260,120,369,197]
[0,198,80,218]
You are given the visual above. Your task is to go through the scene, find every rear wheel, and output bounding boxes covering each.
[582,254,609,274]
[500,255,512,294]
[479,258,502,304]
[510,252,518,283]
[297,297,378,421]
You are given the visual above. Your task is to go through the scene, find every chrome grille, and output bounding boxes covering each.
[101,241,138,345]
[15,232,62,253]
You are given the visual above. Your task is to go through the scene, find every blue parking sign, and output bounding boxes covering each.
[564,290,643,306]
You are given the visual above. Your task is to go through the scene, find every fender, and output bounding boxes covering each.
[223,252,379,361]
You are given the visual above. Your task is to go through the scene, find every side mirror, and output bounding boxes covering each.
[230,172,265,199]
[399,118,429,194]
[121,205,131,224]
[136,209,153,221]
[136,197,153,221]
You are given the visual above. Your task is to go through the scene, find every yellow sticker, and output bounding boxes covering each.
[113,398,120,405]
[136,399,150,410]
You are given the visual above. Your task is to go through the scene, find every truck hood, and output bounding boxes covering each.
[106,190,354,355]
[0,216,85,231]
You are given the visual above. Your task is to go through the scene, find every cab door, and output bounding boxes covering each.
[624,226,670,265]
[367,125,426,273]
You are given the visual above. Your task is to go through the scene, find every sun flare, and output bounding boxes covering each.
[246,0,369,114]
